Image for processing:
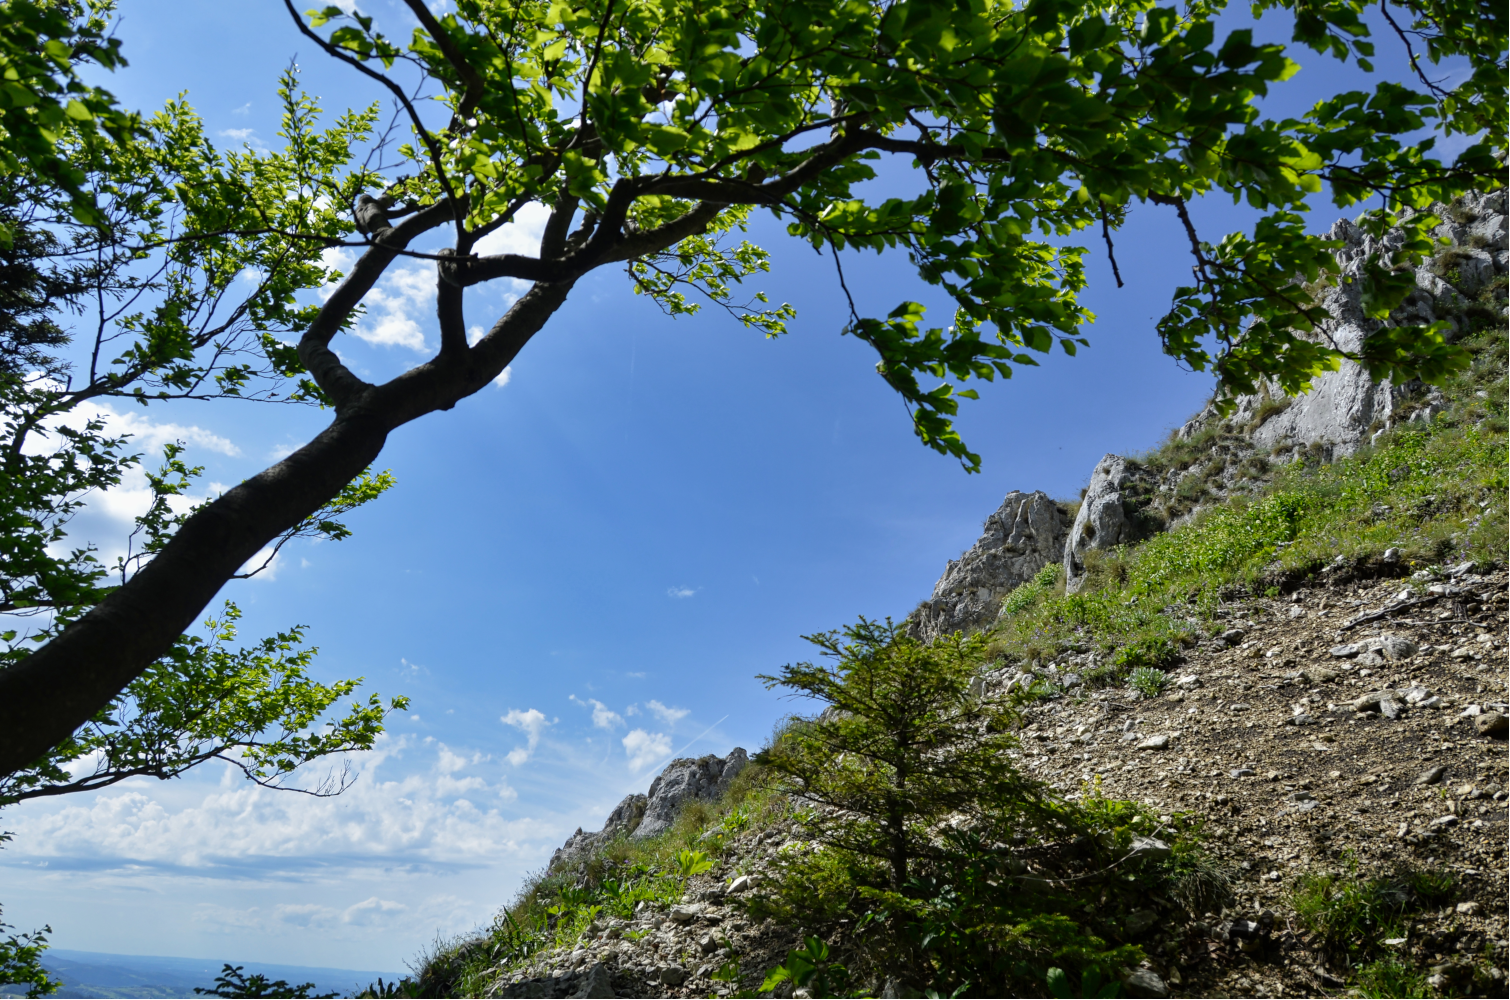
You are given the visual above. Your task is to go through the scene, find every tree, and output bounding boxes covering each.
[0,0,137,240]
[759,618,1044,889]
[0,64,409,998]
[0,0,1504,777]
[0,58,407,790]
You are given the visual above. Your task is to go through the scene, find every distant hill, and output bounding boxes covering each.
[0,949,404,1000]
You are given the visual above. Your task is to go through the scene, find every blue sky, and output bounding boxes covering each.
[0,0,1459,975]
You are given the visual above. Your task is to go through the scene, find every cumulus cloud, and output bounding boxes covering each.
[1,738,535,871]
[317,249,437,352]
[468,203,551,308]
[571,696,623,731]
[352,264,434,351]
[645,700,689,726]
[501,708,549,765]
[622,730,670,772]
[667,586,697,599]
[14,395,240,571]
[42,397,239,458]
[472,202,550,259]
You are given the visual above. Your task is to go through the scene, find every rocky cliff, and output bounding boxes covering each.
[924,190,1508,606]
[550,750,749,871]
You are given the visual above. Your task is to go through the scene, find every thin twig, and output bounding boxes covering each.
[1099,204,1125,288]
[1378,0,1450,99]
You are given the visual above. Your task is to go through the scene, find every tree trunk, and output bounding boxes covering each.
[0,408,388,777]
[0,278,576,778]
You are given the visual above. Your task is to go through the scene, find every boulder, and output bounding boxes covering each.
[1475,712,1509,738]
[570,964,616,999]
[1121,967,1171,999]
[917,490,1070,635]
[1064,456,1137,594]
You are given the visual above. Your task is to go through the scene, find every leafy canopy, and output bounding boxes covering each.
[292,0,1504,469]
[0,38,407,810]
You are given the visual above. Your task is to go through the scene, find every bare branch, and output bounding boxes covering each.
[298,200,455,409]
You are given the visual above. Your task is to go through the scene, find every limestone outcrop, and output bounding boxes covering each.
[635,749,748,840]
[930,190,1508,610]
[1177,189,1506,458]
[550,749,748,870]
[1063,455,1152,593]
[914,490,1070,638]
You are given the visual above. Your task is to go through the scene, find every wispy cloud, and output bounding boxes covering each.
[622,729,670,772]
[646,700,689,726]
[666,586,697,599]
[501,708,550,765]
[218,127,268,151]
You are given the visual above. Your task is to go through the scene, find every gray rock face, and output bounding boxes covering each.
[917,490,1070,636]
[549,748,747,868]
[1048,192,1507,590]
[635,748,748,840]
[1064,455,1143,594]
[1178,189,1507,458]
[550,793,647,870]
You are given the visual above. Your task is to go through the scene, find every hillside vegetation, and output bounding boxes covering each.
[406,320,1505,999]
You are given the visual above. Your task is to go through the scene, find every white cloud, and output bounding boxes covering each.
[349,264,436,352]
[1,738,533,869]
[471,203,551,307]
[667,586,697,599]
[192,893,463,937]
[646,700,689,726]
[501,708,549,765]
[468,326,515,387]
[622,730,670,772]
[472,202,550,259]
[41,397,239,458]
[237,546,283,581]
[320,246,357,300]
[571,696,622,730]
[231,103,252,116]
[218,127,268,151]
[14,395,239,572]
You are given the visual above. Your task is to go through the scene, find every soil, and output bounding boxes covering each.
[1012,567,1510,998]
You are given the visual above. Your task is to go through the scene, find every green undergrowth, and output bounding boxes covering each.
[1289,859,1469,997]
[985,321,1507,689]
[419,634,1232,996]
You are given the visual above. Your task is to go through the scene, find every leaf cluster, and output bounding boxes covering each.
[290,0,1505,469]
